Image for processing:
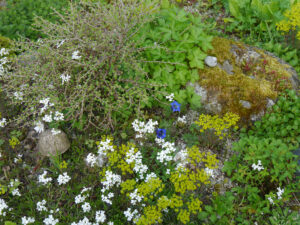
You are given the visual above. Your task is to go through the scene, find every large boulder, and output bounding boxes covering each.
[188,37,299,124]
[37,129,70,157]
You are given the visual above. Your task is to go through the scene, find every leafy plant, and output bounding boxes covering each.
[0,0,71,40]
[135,6,213,109]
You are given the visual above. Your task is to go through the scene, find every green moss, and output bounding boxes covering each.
[0,35,12,48]
[198,37,294,124]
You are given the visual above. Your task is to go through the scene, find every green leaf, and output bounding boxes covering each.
[5,222,17,225]
[187,48,206,69]
[229,0,241,18]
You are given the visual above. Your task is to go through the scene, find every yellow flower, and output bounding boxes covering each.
[59,160,68,169]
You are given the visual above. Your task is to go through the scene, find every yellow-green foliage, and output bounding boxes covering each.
[9,136,20,149]
[277,3,300,40]
[0,35,11,49]
[198,37,294,123]
[99,137,218,225]
[194,112,239,139]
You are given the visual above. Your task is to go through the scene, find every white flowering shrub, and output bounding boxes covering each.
[0,1,163,131]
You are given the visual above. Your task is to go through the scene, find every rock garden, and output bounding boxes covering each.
[0,0,299,224]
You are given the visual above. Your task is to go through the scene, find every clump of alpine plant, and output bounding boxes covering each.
[0,0,162,131]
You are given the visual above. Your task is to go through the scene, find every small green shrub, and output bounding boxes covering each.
[1,1,163,131]
[0,0,71,40]
[135,6,213,109]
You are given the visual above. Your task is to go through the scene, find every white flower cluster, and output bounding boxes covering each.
[125,148,148,180]
[177,115,187,124]
[155,138,177,165]
[252,160,264,171]
[0,118,7,128]
[101,171,121,204]
[71,217,93,225]
[72,50,81,60]
[9,179,21,196]
[267,187,285,205]
[101,192,114,205]
[60,73,71,85]
[38,171,53,185]
[129,189,143,205]
[132,119,158,138]
[43,214,59,225]
[39,98,54,114]
[42,111,64,123]
[95,210,106,223]
[37,199,47,212]
[166,93,174,102]
[0,48,9,77]
[57,172,71,185]
[124,208,140,222]
[0,198,8,216]
[82,202,91,213]
[21,216,35,225]
[86,153,97,167]
[277,187,284,199]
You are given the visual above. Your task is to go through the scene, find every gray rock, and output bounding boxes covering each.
[37,130,70,157]
[266,98,275,109]
[205,56,218,67]
[219,60,234,75]
[239,100,251,109]
[187,82,207,102]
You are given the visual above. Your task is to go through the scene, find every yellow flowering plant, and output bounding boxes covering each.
[277,3,300,40]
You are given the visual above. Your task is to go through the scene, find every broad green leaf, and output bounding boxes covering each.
[187,48,206,69]
[229,0,241,18]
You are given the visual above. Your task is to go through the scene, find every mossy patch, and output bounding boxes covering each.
[197,37,295,124]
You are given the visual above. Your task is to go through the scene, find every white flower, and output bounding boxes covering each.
[129,189,143,205]
[166,93,174,102]
[14,91,23,101]
[75,194,86,204]
[0,198,8,216]
[21,216,35,225]
[82,202,91,213]
[108,222,114,225]
[71,217,92,225]
[277,187,284,200]
[57,172,71,185]
[38,171,53,185]
[60,73,71,85]
[43,214,59,225]
[268,197,274,205]
[54,111,64,121]
[37,200,47,212]
[101,171,121,192]
[72,50,81,60]
[95,210,106,223]
[132,119,158,138]
[11,188,21,196]
[51,128,61,135]
[177,115,187,124]
[43,113,53,123]
[0,118,7,128]
[252,160,264,171]
[86,153,97,167]
[34,121,45,133]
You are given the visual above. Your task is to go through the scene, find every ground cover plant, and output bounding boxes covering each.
[0,0,299,224]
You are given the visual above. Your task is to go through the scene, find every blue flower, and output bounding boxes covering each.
[156,128,166,139]
[171,101,181,112]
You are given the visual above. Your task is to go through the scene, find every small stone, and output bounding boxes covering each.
[266,98,275,109]
[187,82,208,102]
[205,56,218,67]
[219,60,233,75]
[239,100,251,109]
[37,129,70,157]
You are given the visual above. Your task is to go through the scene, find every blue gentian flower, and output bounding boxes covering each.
[171,101,181,112]
[156,128,166,139]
